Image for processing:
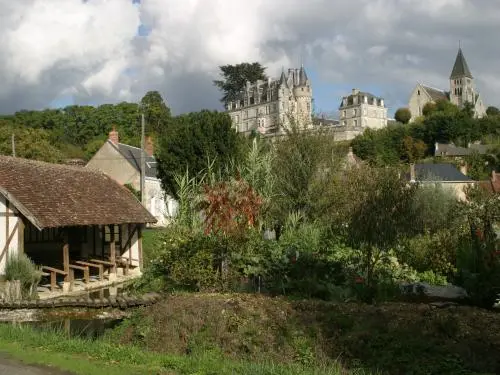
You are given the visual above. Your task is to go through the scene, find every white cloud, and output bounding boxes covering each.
[0,0,500,115]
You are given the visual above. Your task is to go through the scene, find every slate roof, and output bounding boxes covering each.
[339,91,383,109]
[434,143,489,157]
[411,163,473,182]
[450,48,473,79]
[421,85,449,101]
[109,141,158,178]
[0,156,156,229]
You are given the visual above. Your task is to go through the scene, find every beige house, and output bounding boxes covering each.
[86,129,177,227]
[408,48,486,122]
[409,163,475,201]
[339,89,387,130]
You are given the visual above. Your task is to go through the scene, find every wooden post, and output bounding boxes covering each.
[5,201,9,256]
[137,225,143,271]
[62,232,70,283]
[17,218,25,255]
[109,225,116,274]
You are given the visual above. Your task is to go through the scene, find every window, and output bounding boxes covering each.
[249,96,254,105]
[104,225,120,244]
[417,90,420,95]
[354,119,358,127]
[353,109,357,117]
[342,110,346,118]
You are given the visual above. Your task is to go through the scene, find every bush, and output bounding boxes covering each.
[5,253,42,299]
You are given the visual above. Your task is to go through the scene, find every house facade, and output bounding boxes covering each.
[0,156,155,289]
[86,129,177,226]
[226,66,313,135]
[339,89,387,130]
[408,48,486,122]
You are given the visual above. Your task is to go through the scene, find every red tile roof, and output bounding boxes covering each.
[0,156,156,229]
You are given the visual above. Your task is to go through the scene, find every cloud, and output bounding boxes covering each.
[0,0,499,116]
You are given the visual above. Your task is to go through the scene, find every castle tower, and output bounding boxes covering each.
[292,65,313,127]
[449,47,476,108]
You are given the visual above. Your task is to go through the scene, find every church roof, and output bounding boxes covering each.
[450,48,473,79]
[421,85,449,102]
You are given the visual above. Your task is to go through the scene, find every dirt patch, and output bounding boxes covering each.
[0,354,74,375]
[114,293,500,375]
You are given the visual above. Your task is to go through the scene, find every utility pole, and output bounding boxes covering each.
[140,113,146,206]
[11,134,15,157]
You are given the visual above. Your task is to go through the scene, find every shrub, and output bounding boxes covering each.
[5,253,42,299]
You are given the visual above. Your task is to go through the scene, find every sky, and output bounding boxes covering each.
[0,0,499,119]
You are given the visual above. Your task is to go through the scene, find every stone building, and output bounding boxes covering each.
[408,48,486,121]
[226,65,313,135]
[86,129,177,227]
[339,88,388,130]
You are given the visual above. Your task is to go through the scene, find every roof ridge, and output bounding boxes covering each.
[0,155,106,176]
[421,84,446,93]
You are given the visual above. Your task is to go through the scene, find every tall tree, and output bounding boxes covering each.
[140,91,171,134]
[156,110,243,198]
[394,108,411,124]
[213,62,267,104]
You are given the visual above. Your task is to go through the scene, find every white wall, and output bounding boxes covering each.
[0,196,20,275]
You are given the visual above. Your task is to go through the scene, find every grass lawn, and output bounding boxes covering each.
[0,324,370,375]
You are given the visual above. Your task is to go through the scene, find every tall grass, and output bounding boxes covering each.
[0,324,378,375]
[5,252,42,299]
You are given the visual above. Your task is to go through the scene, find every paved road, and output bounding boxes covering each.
[0,355,74,375]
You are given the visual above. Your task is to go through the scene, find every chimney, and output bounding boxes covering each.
[352,88,360,95]
[410,163,416,182]
[460,162,468,176]
[109,126,119,145]
[145,136,154,157]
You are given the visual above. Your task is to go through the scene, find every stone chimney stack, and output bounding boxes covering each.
[492,170,497,182]
[410,163,416,182]
[109,127,119,145]
[352,88,360,95]
[145,136,154,157]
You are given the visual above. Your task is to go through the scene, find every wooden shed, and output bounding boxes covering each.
[0,156,156,291]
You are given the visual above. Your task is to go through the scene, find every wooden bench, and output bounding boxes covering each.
[41,266,68,292]
[75,261,104,281]
[116,257,140,276]
[69,264,90,284]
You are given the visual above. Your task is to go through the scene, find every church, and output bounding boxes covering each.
[408,47,486,121]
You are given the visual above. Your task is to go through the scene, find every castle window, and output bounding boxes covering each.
[353,109,357,117]
[342,110,346,118]
[354,119,358,127]
[240,100,244,107]
[417,90,420,95]
[301,87,304,91]
[249,96,254,105]
[307,102,311,112]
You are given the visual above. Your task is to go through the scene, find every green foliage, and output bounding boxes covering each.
[213,62,267,103]
[394,107,411,124]
[5,253,42,299]
[140,90,171,135]
[486,105,500,117]
[156,110,244,198]
[124,183,141,201]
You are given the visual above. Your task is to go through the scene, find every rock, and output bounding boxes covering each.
[400,282,468,302]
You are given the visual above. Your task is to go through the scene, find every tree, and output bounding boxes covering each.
[140,91,171,135]
[213,62,267,104]
[486,106,500,117]
[156,110,243,198]
[394,108,411,124]
[422,102,437,117]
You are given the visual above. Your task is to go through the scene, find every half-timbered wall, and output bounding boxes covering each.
[0,196,21,275]
[119,224,141,268]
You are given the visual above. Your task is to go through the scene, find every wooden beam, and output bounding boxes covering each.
[0,221,19,265]
[120,224,137,262]
[138,225,143,271]
[5,200,9,252]
[62,231,70,283]
[0,187,44,230]
[109,225,116,274]
[17,218,24,255]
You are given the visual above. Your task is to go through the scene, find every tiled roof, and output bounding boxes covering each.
[110,141,158,178]
[412,163,473,182]
[0,156,156,229]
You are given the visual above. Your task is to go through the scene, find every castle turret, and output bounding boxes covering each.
[292,65,312,127]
